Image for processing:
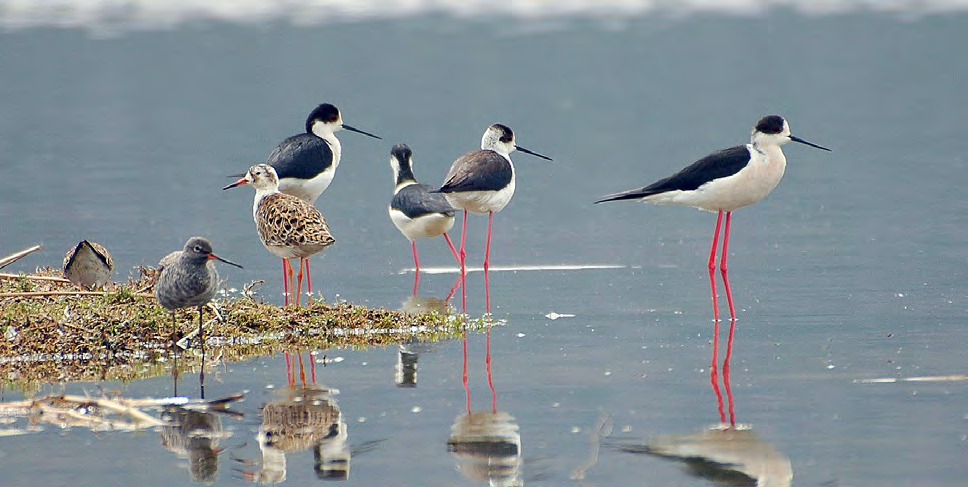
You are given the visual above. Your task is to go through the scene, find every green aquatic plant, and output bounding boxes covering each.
[0,267,492,390]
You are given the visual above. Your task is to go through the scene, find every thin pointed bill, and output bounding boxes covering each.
[790,135,831,152]
[208,253,243,269]
[222,178,248,190]
[342,124,382,140]
[515,145,553,161]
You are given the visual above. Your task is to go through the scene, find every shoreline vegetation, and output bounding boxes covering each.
[0,261,481,389]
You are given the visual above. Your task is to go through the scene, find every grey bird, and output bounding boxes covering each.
[63,240,114,290]
[155,236,242,391]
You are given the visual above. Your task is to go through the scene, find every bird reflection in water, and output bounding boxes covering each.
[446,330,522,486]
[160,406,228,482]
[239,352,350,482]
[395,290,459,387]
[609,350,792,485]
[611,425,793,487]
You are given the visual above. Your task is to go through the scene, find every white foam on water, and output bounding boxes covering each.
[1,0,965,32]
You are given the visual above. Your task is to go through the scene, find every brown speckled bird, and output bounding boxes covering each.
[224,164,335,307]
[63,240,114,290]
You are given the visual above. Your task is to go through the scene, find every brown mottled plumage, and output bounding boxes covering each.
[256,192,335,259]
[224,164,335,307]
[63,240,114,289]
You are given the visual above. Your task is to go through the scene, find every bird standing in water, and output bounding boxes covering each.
[436,124,551,313]
[596,115,830,425]
[388,143,461,295]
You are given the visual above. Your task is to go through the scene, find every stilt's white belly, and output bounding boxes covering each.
[444,177,516,215]
[277,168,334,205]
[389,208,456,240]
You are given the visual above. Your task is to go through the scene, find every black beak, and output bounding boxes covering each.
[342,124,382,140]
[790,135,831,152]
[515,145,553,161]
[208,253,244,269]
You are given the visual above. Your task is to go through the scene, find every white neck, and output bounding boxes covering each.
[313,123,343,169]
[749,141,787,168]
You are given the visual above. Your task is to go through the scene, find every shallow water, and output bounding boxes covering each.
[1,2,967,486]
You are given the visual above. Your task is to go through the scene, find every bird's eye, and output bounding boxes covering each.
[194,246,203,253]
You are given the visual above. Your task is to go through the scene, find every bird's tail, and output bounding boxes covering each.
[594,188,654,204]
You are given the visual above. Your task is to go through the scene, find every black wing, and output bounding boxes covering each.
[595,145,751,203]
[392,184,456,219]
[267,134,335,180]
[438,150,512,193]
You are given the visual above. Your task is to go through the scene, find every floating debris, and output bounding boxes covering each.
[0,393,244,435]
[0,245,43,270]
[853,374,968,384]
[545,311,576,320]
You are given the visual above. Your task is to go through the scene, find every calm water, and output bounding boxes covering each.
[1,3,967,486]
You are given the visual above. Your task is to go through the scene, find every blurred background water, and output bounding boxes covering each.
[0,1,966,485]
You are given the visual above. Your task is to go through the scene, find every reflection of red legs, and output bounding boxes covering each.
[486,329,496,413]
[411,241,420,296]
[462,337,471,414]
[723,346,736,427]
[297,352,307,386]
[310,352,317,384]
[707,211,727,424]
[445,274,462,303]
[285,350,315,389]
[285,351,294,388]
[484,212,494,314]
[459,211,468,314]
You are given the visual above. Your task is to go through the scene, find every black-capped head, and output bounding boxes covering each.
[306,103,341,133]
[493,123,514,143]
[391,143,413,163]
[751,115,831,151]
[754,115,787,135]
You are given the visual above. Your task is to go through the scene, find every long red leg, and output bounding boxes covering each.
[720,212,737,426]
[484,212,493,314]
[411,240,420,296]
[708,211,726,424]
[720,212,736,323]
[281,258,290,306]
[304,258,313,303]
[295,258,305,308]
[443,233,460,264]
[459,210,468,314]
